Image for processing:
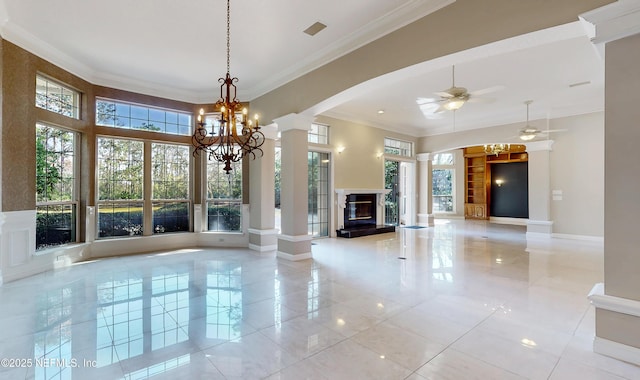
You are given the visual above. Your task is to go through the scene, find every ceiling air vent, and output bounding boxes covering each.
[304,21,327,36]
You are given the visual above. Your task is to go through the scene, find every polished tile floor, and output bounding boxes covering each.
[1,219,639,380]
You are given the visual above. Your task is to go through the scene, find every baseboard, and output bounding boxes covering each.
[276,251,312,261]
[490,217,528,226]
[552,233,604,243]
[249,243,277,252]
[594,337,640,366]
[588,283,640,318]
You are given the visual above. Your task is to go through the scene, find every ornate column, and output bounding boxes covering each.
[274,113,313,261]
[524,140,554,237]
[416,153,434,227]
[248,124,278,253]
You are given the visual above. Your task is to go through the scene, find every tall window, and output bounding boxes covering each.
[308,123,329,144]
[152,143,190,233]
[35,123,77,251]
[206,156,242,232]
[96,98,192,136]
[384,137,413,157]
[432,153,455,213]
[308,151,329,237]
[97,137,144,238]
[35,75,80,119]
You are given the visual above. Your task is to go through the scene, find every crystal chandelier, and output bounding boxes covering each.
[484,143,510,156]
[191,0,264,174]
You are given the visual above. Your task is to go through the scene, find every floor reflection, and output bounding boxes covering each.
[1,221,633,379]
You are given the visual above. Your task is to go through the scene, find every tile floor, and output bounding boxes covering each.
[1,219,639,380]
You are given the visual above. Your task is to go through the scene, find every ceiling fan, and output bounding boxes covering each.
[518,100,565,141]
[419,65,503,115]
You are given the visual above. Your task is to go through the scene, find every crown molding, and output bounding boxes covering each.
[580,0,640,46]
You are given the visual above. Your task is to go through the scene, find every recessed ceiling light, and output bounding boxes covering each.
[303,22,327,36]
[378,110,385,114]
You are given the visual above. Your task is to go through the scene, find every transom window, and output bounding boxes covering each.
[384,137,413,157]
[35,123,77,251]
[308,123,329,144]
[96,98,192,136]
[35,75,80,119]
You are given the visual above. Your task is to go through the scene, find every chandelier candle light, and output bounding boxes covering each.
[484,143,510,156]
[191,0,265,174]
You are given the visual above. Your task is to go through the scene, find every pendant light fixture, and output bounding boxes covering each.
[191,0,265,174]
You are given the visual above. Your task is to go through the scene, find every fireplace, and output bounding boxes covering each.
[344,194,376,229]
[335,188,396,238]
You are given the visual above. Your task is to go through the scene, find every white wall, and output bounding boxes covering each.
[549,112,604,237]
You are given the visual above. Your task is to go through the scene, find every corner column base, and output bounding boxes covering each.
[248,228,278,254]
[277,234,313,261]
[418,213,435,227]
[588,283,640,366]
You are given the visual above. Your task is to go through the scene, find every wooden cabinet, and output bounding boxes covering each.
[465,154,488,220]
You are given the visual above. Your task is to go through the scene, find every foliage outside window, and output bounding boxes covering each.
[36,75,80,119]
[308,123,329,144]
[206,155,242,232]
[432,153,455,213]
[96,98,192,136]
[384,137,413,157]
[35,123,77,250]
[97,137,144,238]
[308,151,329,237]
[152,143,190,234]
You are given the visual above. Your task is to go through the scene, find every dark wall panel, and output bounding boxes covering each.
[490,162,528,218]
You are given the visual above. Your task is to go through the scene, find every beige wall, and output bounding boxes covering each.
[315,115,417,190]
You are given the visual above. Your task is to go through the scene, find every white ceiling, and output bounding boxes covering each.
[0,0,605,137]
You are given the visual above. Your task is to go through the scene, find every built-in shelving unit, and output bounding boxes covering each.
[464,145,528,220]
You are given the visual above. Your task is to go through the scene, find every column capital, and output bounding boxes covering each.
[416,153,432,162]
[273,113,315,132]
[259,123,279,140]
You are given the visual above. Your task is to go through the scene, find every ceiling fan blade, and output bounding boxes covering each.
[434,91,454,98]
[469,85,505,96]
[434,103,450,113]
[467,97,495,104]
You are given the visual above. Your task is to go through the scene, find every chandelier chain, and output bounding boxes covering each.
[226,0,231,74]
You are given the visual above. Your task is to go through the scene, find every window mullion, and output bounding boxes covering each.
[143,141,153,236]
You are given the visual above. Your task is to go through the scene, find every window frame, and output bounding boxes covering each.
[95,97,192,136]
[35,122,79,252]
[205,153,243,233]
[151,142,191,234]
[432,153,456,214]
[384,137,413,157]
[35,74,81,119]
[308,123,329,145]
[96,136,145,239]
